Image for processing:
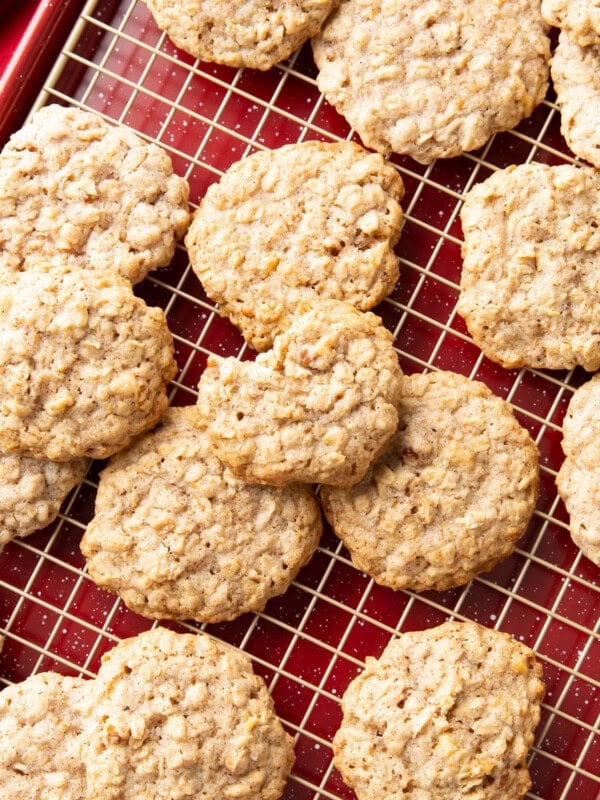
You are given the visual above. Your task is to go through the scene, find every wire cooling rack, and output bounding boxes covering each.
[0,1,598,798]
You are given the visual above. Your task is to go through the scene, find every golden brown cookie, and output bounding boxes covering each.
[542,0,600,45]
[0,672,92,800]
[551,30,600,168]
[556,373,600,566]
[458,163,600,370]
[186,140,403,351]
[0,104,189,284]
[333,621,544,800]
[143,0,340,70]
[85,627,295,800]
[0,264,177,461]
[196,300,403,487]
[321,371,539,591]
[312,0,550,163]
[0,453,88,550]
[81,406,322,622]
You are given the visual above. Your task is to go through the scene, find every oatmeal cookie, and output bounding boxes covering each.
[556,373,600,566]
[0,264,177,461]
[81,406,322,622]
[542,0,600,45]
[186,141,403,352]
[457,162,600,371]
[312,0,550,163]
[143,0,339,70]
[0,453,88,550]
[333,621,545,800]
[0,672,92,800]
[196,300,403,487]
[85,627,294,800]
[551,30,600,168]
[186,140,403,351]
[0,104,189,284]
[321,371,539,592]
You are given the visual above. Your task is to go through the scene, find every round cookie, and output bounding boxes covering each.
[311,0,550,163]
[196,300,403,488]
[542,0,600,45]
[556,373,600,566]
[0,671,92,800]
[333,621,545,800]
[0,453,88,551]
[81,405,322,622]
[0,104,189,284]
[321,370,539,592]
[457,162,600,371]
[0,264,177,461]
[551,30,600,168]
[185,140,404,352]
[85,627,295,800]
[143,0,339,70]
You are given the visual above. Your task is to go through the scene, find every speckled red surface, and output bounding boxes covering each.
[0,0,84,145]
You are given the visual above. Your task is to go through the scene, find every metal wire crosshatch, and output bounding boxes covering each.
[0,2,598,798]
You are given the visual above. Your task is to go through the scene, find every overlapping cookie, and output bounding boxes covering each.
[556,373,600,566]
[0,264,177,461]
[458,162,600,370]
[321,370,539,592]
[0,104,189,284]
[143,0,339,70]
[312,0,550,163]
[186,140,404,351]
[333,621,544,800]
[0,628,294,800]
[551,30,600,168]
[81,406,322,622]
[196,300,403,487]
[85,627,295,800]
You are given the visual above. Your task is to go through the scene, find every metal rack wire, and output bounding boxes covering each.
[0,1,598,798]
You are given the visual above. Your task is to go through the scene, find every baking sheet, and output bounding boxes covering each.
[0,1,598,798]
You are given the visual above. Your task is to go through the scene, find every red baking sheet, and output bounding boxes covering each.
[0,2,598,799]
[0,0,86,146]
